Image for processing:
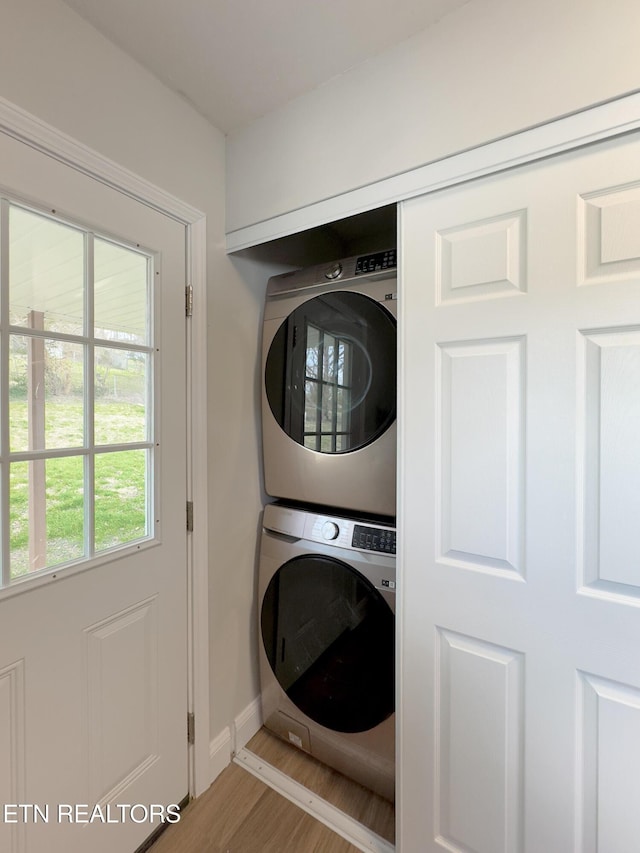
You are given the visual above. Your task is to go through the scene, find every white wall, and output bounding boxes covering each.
[205,251,277,736]
[226,0,640,233]
[0,0,264,750]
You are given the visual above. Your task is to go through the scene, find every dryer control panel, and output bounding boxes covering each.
[354,249,397,275]
[351,523,396,554]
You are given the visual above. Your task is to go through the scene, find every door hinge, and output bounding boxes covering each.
[185,284,193,317]
[187,712,195,746]
[186,501,194,533]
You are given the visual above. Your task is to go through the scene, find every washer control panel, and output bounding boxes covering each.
[305,514,396,555]
[264,503,396,557]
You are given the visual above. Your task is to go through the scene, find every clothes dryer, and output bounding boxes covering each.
[258,502,396,801]
[262,250,397,517]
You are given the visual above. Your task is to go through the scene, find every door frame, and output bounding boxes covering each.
[0,94,211,797]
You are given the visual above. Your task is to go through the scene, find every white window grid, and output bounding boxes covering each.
[0,197,158,588]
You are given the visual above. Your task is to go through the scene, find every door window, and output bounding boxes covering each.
[265,291,396,453]
[261,554,395,733]
[2,199,155,585]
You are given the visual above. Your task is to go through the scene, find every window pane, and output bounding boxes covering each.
[95,348,148,445]
[95,450,148,551]
[321,385,334,432]
[304,380,318,432]
[10,335,85,452]
[320,435,333,452]
[2,198,157,590]
[323,334,336,380]
[95,239,149,345]
[337,340,347,385]
[306,325,319,379]
[10,456,85,579]
[336,388,350,432]
[9,206,84,334]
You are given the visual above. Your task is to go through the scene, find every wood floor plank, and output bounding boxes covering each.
[147,758,365,853]
[221,786,359,853]
[148,764,266,853]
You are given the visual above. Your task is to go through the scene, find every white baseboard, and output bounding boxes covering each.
[233,695,263,754]
[208,725,232,784]
[208,696,263,786]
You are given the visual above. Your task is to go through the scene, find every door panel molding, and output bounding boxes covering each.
[436,629,524,853]
[0,659,25,853]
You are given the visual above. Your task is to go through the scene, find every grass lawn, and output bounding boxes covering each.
[9,400,148,578]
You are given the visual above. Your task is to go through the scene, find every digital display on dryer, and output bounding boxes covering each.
[355,249,397,275]
[352,524,396,554]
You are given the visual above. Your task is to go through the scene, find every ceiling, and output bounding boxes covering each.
[11,203,149,342]
[61,0,469,133]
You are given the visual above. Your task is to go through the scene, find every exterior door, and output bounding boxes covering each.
[0,130,187,853]
[399,131,640,852]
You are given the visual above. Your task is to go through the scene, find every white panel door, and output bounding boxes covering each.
[0,131,187,853]
[399,130,640,852]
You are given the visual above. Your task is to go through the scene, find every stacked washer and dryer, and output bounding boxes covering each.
[257,249,398,801]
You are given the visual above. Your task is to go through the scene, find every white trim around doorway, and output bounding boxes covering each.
[0,94,211,798]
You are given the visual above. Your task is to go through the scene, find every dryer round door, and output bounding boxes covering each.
[261,554,395,734]
[265,291,396,454]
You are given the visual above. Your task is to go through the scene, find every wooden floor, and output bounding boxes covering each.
[246,728,395,842]
[148,728,395,853]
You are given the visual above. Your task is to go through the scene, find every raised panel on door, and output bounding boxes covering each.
[437,337,525,578]
[578,673,640,853]
[399,130,640,852]
[85,598,160,806]
[579,328,640,598]
[436,630,524,853]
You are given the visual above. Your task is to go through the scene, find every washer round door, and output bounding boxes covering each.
[265,291,396,454]
[261,554,395,734]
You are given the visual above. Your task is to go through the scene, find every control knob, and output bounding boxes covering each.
[324,262,342,280]
[321,521,340,540]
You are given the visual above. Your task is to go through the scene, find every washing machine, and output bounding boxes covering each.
[262,249,397,518]
[258,501,396,801]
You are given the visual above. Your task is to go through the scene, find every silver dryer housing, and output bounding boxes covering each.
[261,252,397,518]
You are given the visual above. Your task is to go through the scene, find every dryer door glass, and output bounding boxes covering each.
[265,292,396,453]
[261,554,395,733]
